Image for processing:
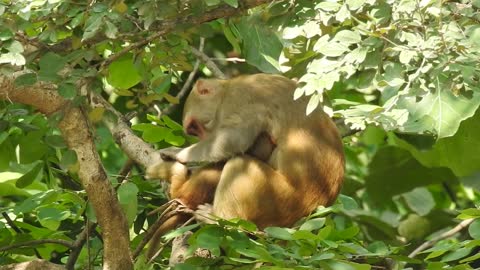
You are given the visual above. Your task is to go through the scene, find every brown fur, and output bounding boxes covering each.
[146,74,344,256]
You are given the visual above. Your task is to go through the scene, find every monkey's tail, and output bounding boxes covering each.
[146,213,191,260]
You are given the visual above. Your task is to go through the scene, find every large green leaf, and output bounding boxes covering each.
[365,146,457,203]
[235,17,283,73]
[117,182,138,225]
[398,87,480,139]
[107,54,142,89]
[391,109,480,177]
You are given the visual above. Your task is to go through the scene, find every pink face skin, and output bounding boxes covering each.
[183,117,206,140]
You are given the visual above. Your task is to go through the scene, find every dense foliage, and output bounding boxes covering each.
[1,0,479,269]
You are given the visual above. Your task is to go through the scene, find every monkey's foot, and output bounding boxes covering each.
[148,198,188,216]
[194,204,217,224]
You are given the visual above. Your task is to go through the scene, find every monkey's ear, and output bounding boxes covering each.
[194,79,221,96]
[195,80,211,95]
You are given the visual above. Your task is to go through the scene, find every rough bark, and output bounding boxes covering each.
[0,75,134,270]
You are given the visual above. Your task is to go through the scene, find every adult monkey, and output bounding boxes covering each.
[147,73,344,235]
[145,133,275,259]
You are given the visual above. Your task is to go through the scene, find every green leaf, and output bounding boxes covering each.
[0,229,13,247]
[60,150,78,171]
[151,74,171,94]
[398,214,431,241]
[205,0,220,5]
[193,226,225,256]
[339,194,359,210]
[223,0,238,8]
[16,162,43,188]
[44,135,67,149]
[117,182,139,225]
[163,224,200,240]
[0,173,31,197]
[107,55,142,89]
[316,2,341,11]
[14,73,37,86]
[468,219,480,240]
[104,20,118,39]
[334,30,361,44]
[299,218,326,231]
[325,260,371,270]
[316,41,349,57]
[306,93,320,115]
[37,207,70,230]
[162,115,183,130]
[39,52,65,75]
[57,82,77,99]
[403,187,435,216]
[0,52,26,66]
[346,0,366,10]
[398,84,480,138]
[82,13,104,41]
[365,146,456,203]
[132,123,170,143]
[164,131,186,146]
[235,18,283,73]
[391,110,480,177]
[264,227,294,240]
[441,247,472,262]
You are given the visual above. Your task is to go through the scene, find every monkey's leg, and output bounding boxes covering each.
[211,156,305,229]
[147,164,223,259]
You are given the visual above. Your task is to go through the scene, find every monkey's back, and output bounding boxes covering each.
[224,74,345,211]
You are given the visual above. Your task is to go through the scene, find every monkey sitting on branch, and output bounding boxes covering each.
[146,73,345,258]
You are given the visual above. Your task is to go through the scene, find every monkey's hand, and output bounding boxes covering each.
[145,160,188,181]
[194,204,217,224]
[159,146,183,162]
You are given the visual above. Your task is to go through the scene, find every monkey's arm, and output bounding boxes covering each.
[163,126,261,163]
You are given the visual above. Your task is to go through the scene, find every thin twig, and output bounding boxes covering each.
[117,158,135,183]
[190,45,227,79]
[2,212,43,258]
[147,216,195,263]
[65,222,97,270]
[133,200,193,259]
[161,38,204,116]
[99,0,273,72]
[408,218,475,258]
[2,212,21,233]
[0,239,75,252]
[210,57,246,62]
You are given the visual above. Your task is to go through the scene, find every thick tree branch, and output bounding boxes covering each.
[88,93,161,168]
[0,75,133,270]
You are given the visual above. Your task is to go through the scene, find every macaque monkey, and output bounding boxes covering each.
[146,73,344,257]
[145,132,274,259]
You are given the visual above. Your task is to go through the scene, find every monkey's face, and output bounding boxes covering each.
[182,79,224,140]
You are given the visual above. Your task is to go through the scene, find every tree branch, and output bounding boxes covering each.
[190,46,227,79]
[0,239,75,252]
[408,218,475,258]
[88,92,161,167]
[100,0,274,70]
[65,223,97,270]
[0,75,134,270]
